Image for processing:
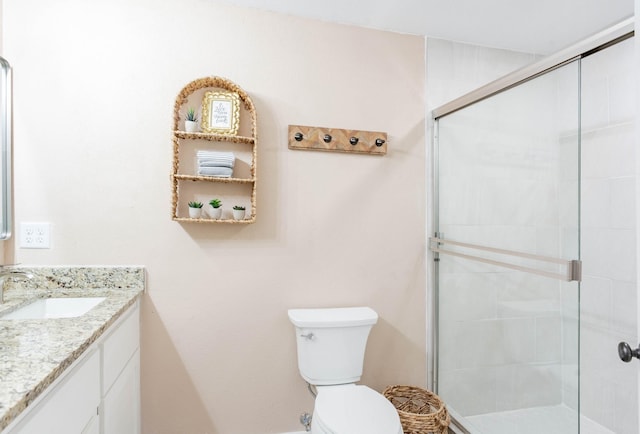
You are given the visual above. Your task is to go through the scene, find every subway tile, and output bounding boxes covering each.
[581,178,611,228]
[610,280,638,335]
[535,317,562,363]
[610,176,636,230]
[580,276,613,331]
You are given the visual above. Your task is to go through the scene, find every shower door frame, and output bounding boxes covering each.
[429,17,634,434]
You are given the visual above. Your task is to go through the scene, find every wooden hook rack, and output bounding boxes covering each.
[288,125,387,156]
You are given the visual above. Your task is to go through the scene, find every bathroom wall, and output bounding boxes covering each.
[2,1,426,433]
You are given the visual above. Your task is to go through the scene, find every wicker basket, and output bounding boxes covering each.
[383,385,450,434]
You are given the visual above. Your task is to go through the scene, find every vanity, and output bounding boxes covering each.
[0,266,144,434]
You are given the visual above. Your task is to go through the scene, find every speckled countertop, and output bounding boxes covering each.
[0,266,145,432]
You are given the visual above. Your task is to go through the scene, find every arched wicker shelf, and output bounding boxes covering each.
[171,77,257,223]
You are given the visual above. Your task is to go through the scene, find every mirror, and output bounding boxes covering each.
[0,57,11,239]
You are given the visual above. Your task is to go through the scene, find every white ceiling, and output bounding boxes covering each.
[214,0,634,54]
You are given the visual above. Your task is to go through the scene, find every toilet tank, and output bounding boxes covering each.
[288,307,378,386]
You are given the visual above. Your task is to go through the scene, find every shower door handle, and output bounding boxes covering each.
[618,342,640,363]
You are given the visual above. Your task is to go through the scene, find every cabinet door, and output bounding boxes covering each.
[102,349,140,434]
[102,305,139,392]
[8,349,100,434]
[81,414,100,434]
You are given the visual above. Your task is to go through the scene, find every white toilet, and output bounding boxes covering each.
[288,307,403,434]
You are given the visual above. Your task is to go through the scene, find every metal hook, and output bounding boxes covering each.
[323,134,332,143]
[349,137,359,145]
[375,138,385,147]
[294,132,304,142]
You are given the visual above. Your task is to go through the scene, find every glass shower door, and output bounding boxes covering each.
[434,60,581,434]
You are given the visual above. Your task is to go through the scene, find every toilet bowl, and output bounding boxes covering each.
[312,384,402,434]
[288,307,402,434]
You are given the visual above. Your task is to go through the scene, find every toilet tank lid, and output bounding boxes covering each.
[288,307,378,328]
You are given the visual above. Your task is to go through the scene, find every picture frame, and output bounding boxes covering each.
[201,91,241,135]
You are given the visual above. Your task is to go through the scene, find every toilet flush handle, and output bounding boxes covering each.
[300,332,315,341]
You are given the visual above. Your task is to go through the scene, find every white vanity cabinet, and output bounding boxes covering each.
[4,301,140,434]
[6,348,101,434]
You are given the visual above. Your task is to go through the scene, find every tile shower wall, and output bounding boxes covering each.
[425,38,541,392]
[579,38,638,434]
[436,61,579,416]
[430,35,638,433]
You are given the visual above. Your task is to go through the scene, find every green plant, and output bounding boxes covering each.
[233,205,245,211]
[209,199,222,208]
[188,201,203,208]
[185,107,199,122]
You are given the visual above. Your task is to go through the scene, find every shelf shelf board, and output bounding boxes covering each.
[173,217,256,224]
[174,131,255,144]
[173,174,255,184]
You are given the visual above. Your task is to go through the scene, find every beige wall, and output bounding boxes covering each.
[3,1,426,433]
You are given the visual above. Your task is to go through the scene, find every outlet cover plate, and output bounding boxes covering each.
[20,222,51,249]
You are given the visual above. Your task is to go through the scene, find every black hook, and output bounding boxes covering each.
[349,137,359,145]
[375,138,386,147]
[294,132,304,142]
[619,342,640,362]
[323,134,332,143]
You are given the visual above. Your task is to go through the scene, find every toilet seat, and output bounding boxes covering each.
[312,385,402,434]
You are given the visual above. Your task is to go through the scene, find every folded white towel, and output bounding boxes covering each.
[197,151,235,159]
[196,151,236,169]
[198,161,235,169]
[197,167,234,177]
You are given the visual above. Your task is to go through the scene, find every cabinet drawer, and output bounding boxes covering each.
[102,304,140,395]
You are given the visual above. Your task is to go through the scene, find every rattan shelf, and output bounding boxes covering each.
[173,217,256,224]
[173,131,255,144]
[173,174,255,184]
[171,76,257,223]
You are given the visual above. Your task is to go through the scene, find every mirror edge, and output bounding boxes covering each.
[0,56,12,240]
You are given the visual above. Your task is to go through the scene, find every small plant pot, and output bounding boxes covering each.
[232,209,246,220]
[188,207,202,219]
[185,120,198,133]
[209,207,222,219]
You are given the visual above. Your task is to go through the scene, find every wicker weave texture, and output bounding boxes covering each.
[171,76,257,222]
[383,385,450,434]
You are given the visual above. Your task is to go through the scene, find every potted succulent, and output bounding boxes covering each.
[232,205,246,220]
[184,107,199,133]
[209,198,222,219]
[188,201,203,218]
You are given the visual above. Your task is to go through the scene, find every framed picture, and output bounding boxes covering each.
[201,91,241,135]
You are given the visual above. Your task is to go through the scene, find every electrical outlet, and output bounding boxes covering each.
[20,222,51,249]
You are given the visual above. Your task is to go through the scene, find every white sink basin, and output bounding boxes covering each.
[2,297,106,320]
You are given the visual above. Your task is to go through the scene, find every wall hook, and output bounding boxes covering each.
[288,125,387,156]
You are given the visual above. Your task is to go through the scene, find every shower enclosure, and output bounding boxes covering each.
[431,20,637,434]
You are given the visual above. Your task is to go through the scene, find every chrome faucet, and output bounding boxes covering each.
[0,269,34,303]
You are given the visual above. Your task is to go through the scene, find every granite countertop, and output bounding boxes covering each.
[0,266,145,432]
